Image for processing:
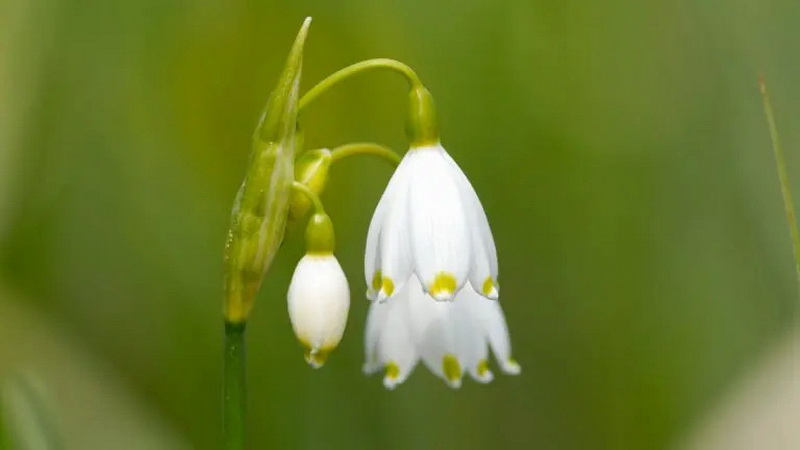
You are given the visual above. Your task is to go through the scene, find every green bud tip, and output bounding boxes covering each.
[258,17,312,143]
[305,212,335,254]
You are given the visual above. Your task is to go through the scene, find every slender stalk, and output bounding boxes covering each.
[759,76,800,292]
[760,74,800,409]
[299,59,422,111]
[223,322,246,450]
[331,142,401,166]
[292,181,326,214]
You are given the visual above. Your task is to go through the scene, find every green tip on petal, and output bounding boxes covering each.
[482,277,499,299]
[475,359,494,383]
[477,359,490,376]
[304,346,331,369]
[381,276,395,297]
[430,273,457,301]
[385,361,400,380]
[502,358,522,375]
[383,361,403,390]
[442,354,462,388]
[371,271,383,292]
[370,272,395,301]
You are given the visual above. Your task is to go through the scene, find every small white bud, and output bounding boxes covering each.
[287,254,350,368]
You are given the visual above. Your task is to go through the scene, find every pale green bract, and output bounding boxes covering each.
[223,19,310,324]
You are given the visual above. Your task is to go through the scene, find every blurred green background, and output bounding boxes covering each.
[1,0,799,448]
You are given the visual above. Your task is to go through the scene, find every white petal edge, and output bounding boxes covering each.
[452,291,494,383]
[406,276,463,388]
[363,298,390,374]
[375,287,419,389]
[365,155,413,300]
[375,170,413,301]
[463,287,520,375]
[442,150,499,299]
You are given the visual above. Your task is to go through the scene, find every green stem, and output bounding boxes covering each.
[292,181,326,214]
[331,142,401,166]
[0,385,10,450]
[299,58,422,111]
[760,76,800,292]
[223,321,246,450]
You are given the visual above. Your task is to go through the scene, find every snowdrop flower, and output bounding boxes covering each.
[363,276,519,389]
[287,212,350,368]
[360,83,515,389]
[365,142,498,302]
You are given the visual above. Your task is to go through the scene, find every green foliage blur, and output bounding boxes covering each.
[1,0,799,448]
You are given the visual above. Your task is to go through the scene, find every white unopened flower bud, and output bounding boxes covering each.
[287,253,350,368]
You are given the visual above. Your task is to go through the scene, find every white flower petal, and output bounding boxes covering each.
[287,254,350,368]
[365,156,413,300]
[467,228,498,299]
[444,151,499,299]
[376,296,419,390]
[364,201,386,301]
[463,288,520,375]
[363,298,390,374]
[452,295,494,383]
[405,277,463,388]
[375,175,413,301]
[407,146,471,301]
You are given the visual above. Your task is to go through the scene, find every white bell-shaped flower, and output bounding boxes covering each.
[365,143,498,302]
[287,212,350,368]
[288,254,350,368]
[363,275,519,389]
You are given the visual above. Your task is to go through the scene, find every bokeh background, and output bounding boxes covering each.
[2,0,799,448]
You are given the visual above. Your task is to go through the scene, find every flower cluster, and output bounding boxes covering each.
[224,18,520,389]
